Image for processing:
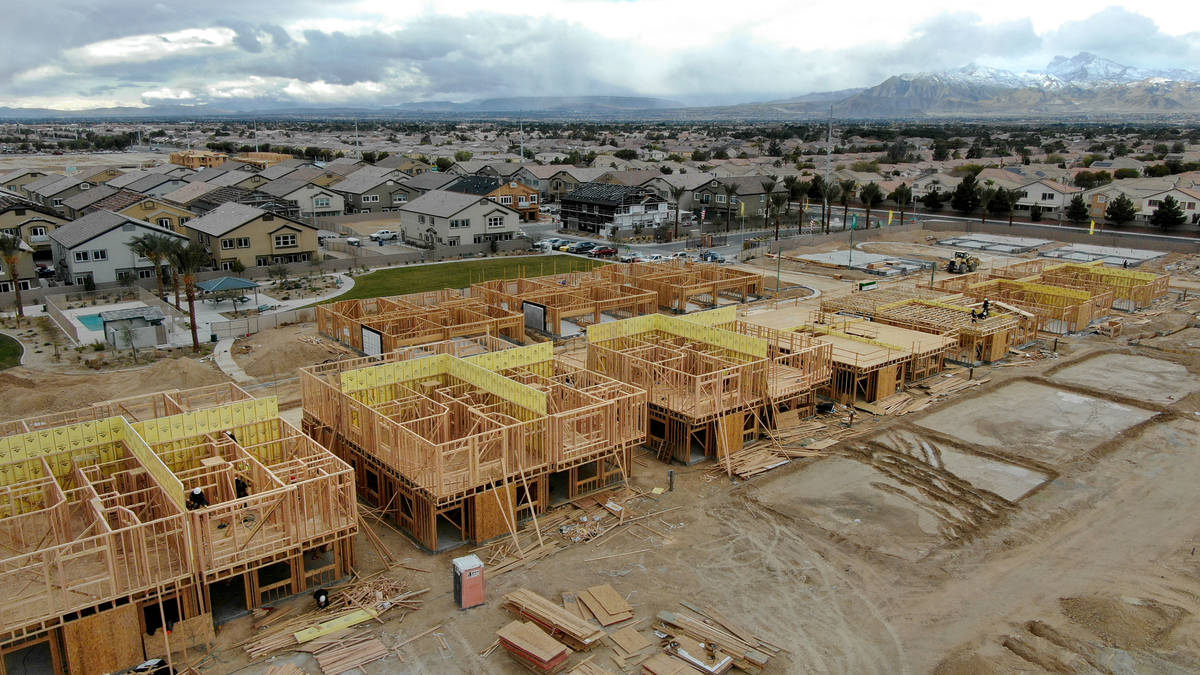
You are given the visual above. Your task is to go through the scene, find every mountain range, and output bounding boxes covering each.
[1,53,1198,120]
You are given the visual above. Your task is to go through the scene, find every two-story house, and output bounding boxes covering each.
[183,202,319,270]
[1140,187,1200,223]
[0,169,48,194]
[910,172,962,197]
[49,211,189,286]
[260,179,346,219]
[61,184,119,219]
[691,176,785,221]
[0,192,68,262]
[375,155,433,176]
[329,174,418,214]
[398,190,521,248]
[0,237,35,293]
[547,167,607,203]
[23,174,94,212]
[114,197,197,233]
[639,173,710,215]
[445,176,540,222]
[402,172,458,196]
[560,183,672,235]
[169,150,227,169]
[1012,179,1081,219]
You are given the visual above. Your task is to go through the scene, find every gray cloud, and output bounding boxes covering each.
[1046,7,1199,67]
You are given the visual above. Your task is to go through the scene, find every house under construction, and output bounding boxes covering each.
[596,260,765,312]
[585,309,832,464]
[0,384,356,675]
[317,289,525,355]
[300,339,646,551]
[471,272,658,338]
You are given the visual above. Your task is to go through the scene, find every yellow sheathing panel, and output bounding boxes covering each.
[466,342,553,372]
[588,314,766,358]
[0,417,122,466]
[133,398,279,444]
[586,314,659,343]
[341,353,548,414]
[446,358,547,415]
[118,418,185,509]
[678,306,737,326]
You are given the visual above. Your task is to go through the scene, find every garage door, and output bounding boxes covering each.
[361,326,383,356]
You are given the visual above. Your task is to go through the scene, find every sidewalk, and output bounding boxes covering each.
[212,337,255,383]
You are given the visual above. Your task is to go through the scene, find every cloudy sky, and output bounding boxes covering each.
[2,1,1198,110]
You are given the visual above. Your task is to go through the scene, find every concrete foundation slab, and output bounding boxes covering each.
[1050,353,1200,405]
[1038,243,1166,266]
[937,234,1053,253]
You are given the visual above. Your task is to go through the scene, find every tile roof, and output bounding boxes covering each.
[0,169,44,185]
[288,166,338,183]
[88,189,149,213]
[49,210,180,249]
[183,202,266,237]
[160,182,220,205]
[403,172,457,192]
[62,184,118,211]
[400,189,496,218]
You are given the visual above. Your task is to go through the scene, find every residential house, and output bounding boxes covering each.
[123,173,189,197]
[0,169,47,194]
[0,192,69,261]
[974,168,1027,192]
[161,183,300,218]
[78,166,127,184]
[288,165,347,187]
[911,172,962,197]
[1088,157,1145,172]
[446,159,495,176]
[183,202,319,270]
[375,155,433,176]
[321,157,367,175]
[0,237,35,293]
[690,176,785,221]
[560,183,672,235]
[397,189,521,248]
[489,181,540,222]
[259,178,346,219]
[639,173,710,214]
[115,197,197,233]
[233,151,294,169]
[546,167,606,202]
[328,174,417,214]
[595,169,664,188]
[88,189,161,219]
[1080,178,1175,220]
[183,168,228,183]
[49,210,188,286]
[215,160,258,173]
[23,174,95,212]
[1140,187,1200,223]
[61,184,119,219]
[401,171,458,196]
[169,150,226,169]
[1012,179,1082,218]
[255,163,305,182]
[511,164,561,202]
[204,169,271,191]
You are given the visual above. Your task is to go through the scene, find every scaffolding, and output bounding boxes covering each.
[0,385,356,672]
[300,341,646,551]
[471,273,657,338]
[595,260,765,312]
[316,289,525,354]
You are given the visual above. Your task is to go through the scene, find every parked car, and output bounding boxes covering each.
[536,238,562,251]
[645,254,665,262]
[618,254,638,263]
[698,250,724,263]
[369,229,399,241]
[567,241,596,254]
[35,264,55,279]
[669,251,689,260]
[589,246,617,258]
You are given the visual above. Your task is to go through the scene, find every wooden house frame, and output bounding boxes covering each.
[317,289,524,355]
[300,341,646,551]
[1036,262,1169,311]
[596,260,765,312]
[471,273,657,338]
[0,385,356,674]
[957,278,1112,334]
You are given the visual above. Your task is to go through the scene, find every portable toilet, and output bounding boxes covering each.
[453,554,486,609]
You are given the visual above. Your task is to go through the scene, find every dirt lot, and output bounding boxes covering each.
[230,323,355,380]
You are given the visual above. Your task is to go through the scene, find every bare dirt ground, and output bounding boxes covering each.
[230,322,355,380]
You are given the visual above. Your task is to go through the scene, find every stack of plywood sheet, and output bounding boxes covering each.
[503,589,606,651]
[576,584,634,626]
[641,653,698,674]
[497,620,571,673]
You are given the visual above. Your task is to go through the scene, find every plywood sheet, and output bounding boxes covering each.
[143,612,215,659]
[497,620,569,663]
[473,484,517,542]
[63,603,144,675]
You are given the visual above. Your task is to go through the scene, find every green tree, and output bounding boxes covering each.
[722,184,739,232]
[434,157,453,172]
[668,184,686,240]
[453,150,473,162]
[950,174,980,215]
[168,242,211,352]
[690,149,710,162]
[127,233,177,303]
[613,149,638,160]
[889,184,913,226]
[859,182,883,228]
[760,175,779,230]
[824,181,842,232]
[771,192,788,240]
[1030,204,1043,222]
[1065,194,1090,224]
[229,259,247,276]
[1105,193,1138,226]
[0,235,28,321]
[1114,168,1140,179]
[921,190,944,212]
[838,178,857,231]
[711,148,730,160]
[807,176,828,232]
[1151,195,1187,230]
[782,175,800,213]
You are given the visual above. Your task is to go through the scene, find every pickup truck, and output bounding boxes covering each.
[369,230,399,241]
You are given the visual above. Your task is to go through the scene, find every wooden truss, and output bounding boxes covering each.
[299,340,646,550]
[317,289,525,354]
[471,272,657,337]
[0,385,356,649]
[596,260,765,312]
[1036,262,1169,311]
[957,278,1112,334]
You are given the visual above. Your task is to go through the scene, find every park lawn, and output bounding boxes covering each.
[0,334,22,370]
[333,255,609,302]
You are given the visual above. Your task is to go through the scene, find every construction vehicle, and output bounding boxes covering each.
[946,250,981,273]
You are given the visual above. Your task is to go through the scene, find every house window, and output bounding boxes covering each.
[487,216,505,229]
[529,195,537,203]
[256,256,271,266]
[715,194,726,204]
[180,217,190,224]
[499,195,513,205]
[392,193,407,203]
[137,268,154,279]
[701,193,710,204]
[237,237,250,248]
[1148,199,1161,207]
[220,260,236,271]
[358,209,371,214]
[1041,192,1054,200]
[418,215,425,224]
[52,198,63,207]
[447,237,459,246]
[274,234,297,248]
[91,249,107,261]
[314,197,331,208]
[74,251,89,262]
[1097,195,1107,203]
[80,183,90,191]
[450,218,470,229]
[30,226,46,237]
[73,274,91,285]
[221,239,236,250]
[158,218,172,228]
[362,194,380,203]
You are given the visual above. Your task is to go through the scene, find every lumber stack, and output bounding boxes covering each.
[575,584,634,626]
[503,588,606,651]
[641,653,697,675]
[655,609,774,674]
[497,620,572,673]
[297,631,391,674]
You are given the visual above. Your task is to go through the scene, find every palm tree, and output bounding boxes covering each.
[838,179,857,230]
[770,192,788,240]
[0,235,28,322]
[808,176,827,232]
[859,182,884,228]
[721,184,738,232]
[823,181,841,233]
[978,185,998,224]
[127,233,176,304]
[889,184,913,227]
[668,184,687,240]
[782,176,800,214]
[169,242,211,352]
[760,175,778,229]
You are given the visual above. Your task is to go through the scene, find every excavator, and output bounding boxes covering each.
[946,250,981,274]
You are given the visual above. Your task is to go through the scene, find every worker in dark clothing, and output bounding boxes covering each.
[186,487,209,510]
[314,588,330,609]
[234,476,250,499]
[981,298,990,317]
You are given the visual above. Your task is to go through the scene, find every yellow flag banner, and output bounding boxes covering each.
[1089,220,1095,235]
[887,210,894,225]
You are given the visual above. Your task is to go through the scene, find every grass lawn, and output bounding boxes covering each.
[331,255,609,302]
[0,334,22,370]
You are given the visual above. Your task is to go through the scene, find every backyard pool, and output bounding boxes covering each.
[77,313,104,331]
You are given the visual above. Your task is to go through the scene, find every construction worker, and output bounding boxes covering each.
[314,588,330,609]
[186,487,209,510]
[981,298,990,317]
[235,476,250,499]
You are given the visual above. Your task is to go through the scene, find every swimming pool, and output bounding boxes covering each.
[77,313,104,331]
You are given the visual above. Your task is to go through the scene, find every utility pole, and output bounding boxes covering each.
[824,107,832,233]
[520,120,525,163]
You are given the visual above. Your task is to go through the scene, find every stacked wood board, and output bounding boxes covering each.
[498,620,572,673]
[576,584,634,626]
[655,610,774,674]
[503,588,607,651]
[642,653,698,674]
